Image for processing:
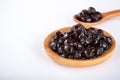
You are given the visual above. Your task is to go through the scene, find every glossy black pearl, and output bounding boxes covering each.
[76,7,102,23]
[50,24,112,60]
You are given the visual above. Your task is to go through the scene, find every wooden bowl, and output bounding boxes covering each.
[44,27,116,67]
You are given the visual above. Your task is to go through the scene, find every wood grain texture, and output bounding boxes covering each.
[44,27,116,67]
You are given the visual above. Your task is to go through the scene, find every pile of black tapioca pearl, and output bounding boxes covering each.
[76,7,102,22]
[50,24,112,60]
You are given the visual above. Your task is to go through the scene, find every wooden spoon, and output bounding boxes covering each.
[44,27,116,67]
[73,10,120,27]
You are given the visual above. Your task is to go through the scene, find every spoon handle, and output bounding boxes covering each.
[103,10,120,19]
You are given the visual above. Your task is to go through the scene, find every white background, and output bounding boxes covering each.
[0,0,120,80]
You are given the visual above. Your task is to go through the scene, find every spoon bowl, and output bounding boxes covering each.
[44,27,116,67]
[74,10,120,27]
